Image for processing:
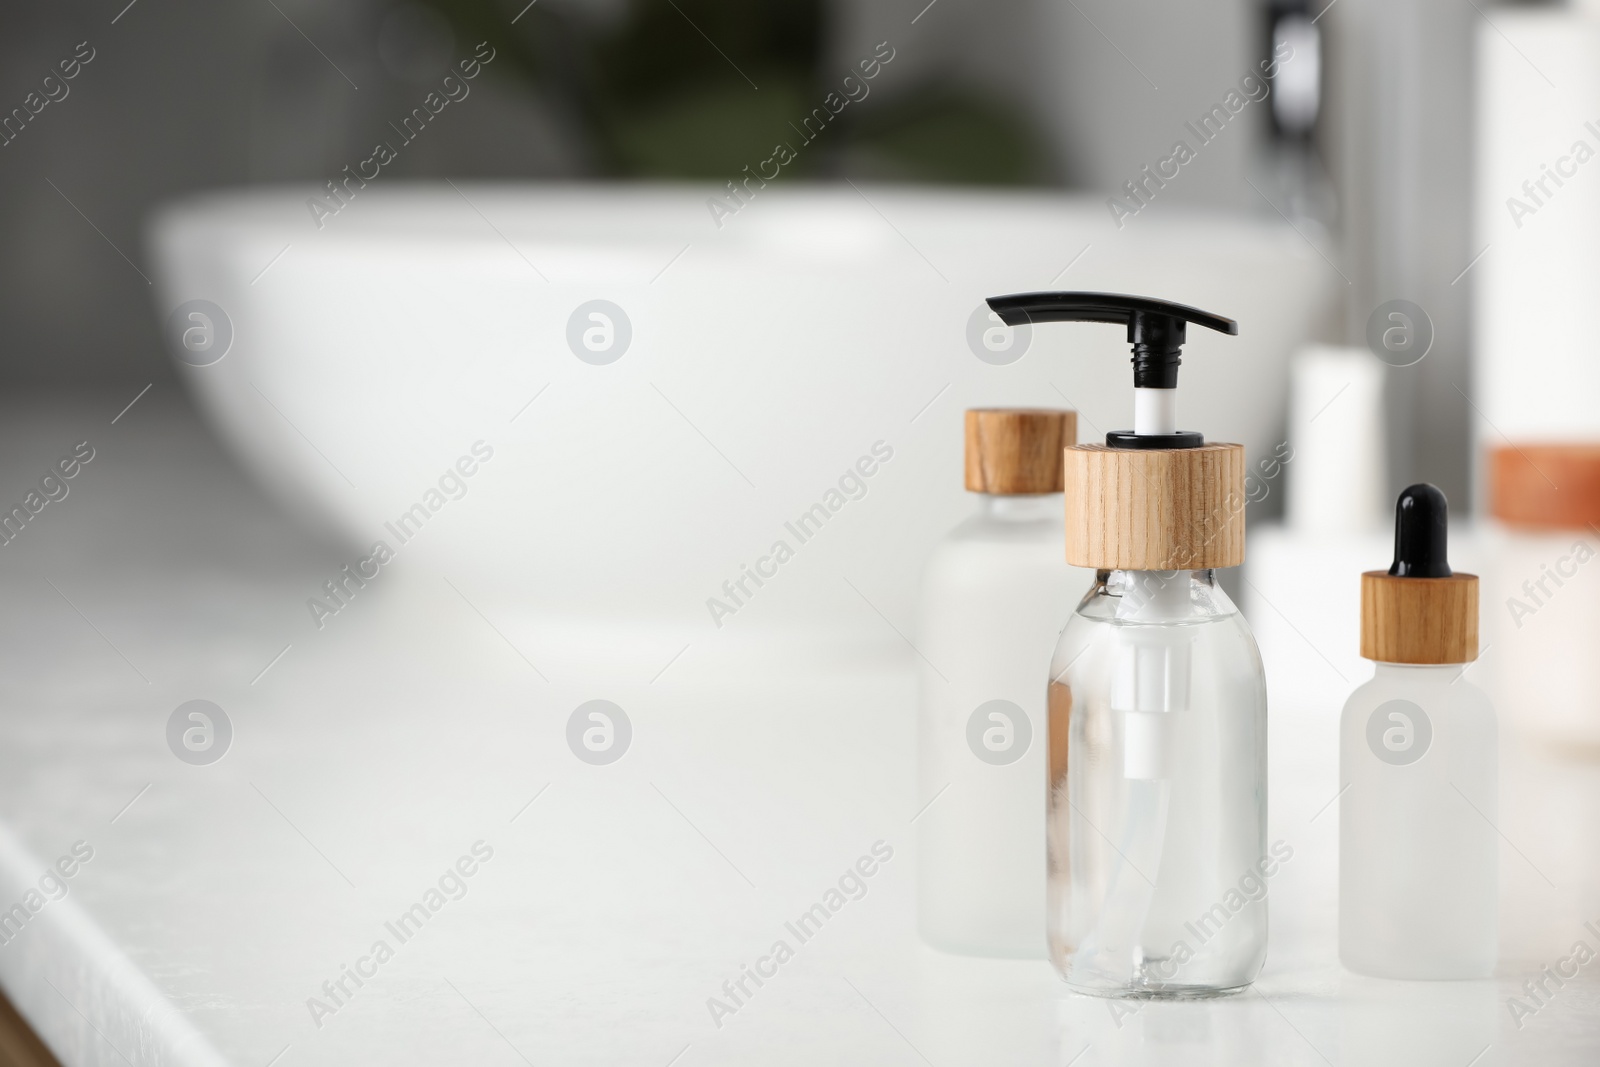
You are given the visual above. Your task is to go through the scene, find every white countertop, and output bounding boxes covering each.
[0,392,1596,1066]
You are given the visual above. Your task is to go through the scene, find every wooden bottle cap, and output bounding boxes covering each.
[1488,443,1600,529]
[964,409,1078,494]
[1360,572,1479,664]
[1062,442,1246,570]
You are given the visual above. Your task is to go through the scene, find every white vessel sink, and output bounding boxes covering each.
[148,184,1336,644]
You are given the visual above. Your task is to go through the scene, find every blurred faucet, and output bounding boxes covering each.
[1323,0,1475,508]
[1257,0,1337,232]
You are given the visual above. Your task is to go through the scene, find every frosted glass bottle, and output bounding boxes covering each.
[1046,569,1269,996]
[917,492,1091,956]
[1340,482,1497,979]
[1339,664,1498,978]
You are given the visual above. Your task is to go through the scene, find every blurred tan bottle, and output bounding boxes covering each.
[1485,445,1600,750]
[916,409,1091,956]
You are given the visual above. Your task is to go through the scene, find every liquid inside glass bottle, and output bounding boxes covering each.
[1046,568,1269,997]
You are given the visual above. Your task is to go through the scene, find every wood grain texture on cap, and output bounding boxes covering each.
[1489,444,1600,529]
[964,409,1077,494]
[1360,571,1479,664]
[1063,443,1246,570]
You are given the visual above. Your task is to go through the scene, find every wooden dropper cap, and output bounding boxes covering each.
[1360,484,1479,664]
[965,409,1077,494]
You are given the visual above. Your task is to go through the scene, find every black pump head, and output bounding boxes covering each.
[1388,483,1452,578]
[984,291,1238,449]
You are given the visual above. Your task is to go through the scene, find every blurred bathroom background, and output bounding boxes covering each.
[0,0,1479,506]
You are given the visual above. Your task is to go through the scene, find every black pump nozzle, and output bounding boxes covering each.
[1389,483,1452,578]
[985,291,1238,449]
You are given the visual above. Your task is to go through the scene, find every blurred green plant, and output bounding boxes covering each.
[414,0,1046,182]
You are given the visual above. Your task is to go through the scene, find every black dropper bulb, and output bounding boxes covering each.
[1389,483,1452,578]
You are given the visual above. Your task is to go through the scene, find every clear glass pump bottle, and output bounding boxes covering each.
[985,290,1271,998]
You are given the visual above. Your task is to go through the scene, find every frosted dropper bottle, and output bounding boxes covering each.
[987,291,1270,998]
[1340,483,1497,979]
[917,408,1092,956]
